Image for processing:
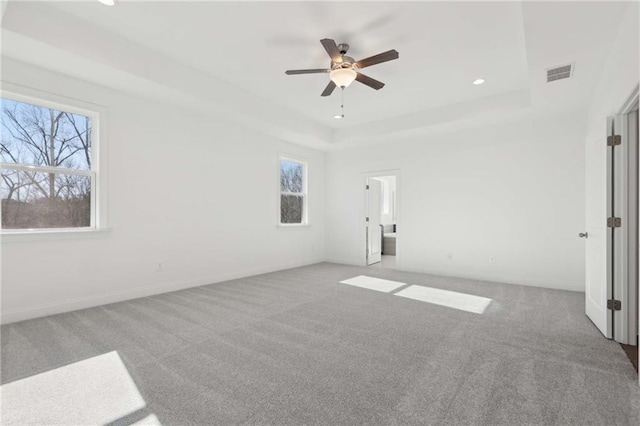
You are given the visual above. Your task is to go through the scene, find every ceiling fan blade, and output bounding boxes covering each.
[320,38,342,62]
[321,81,337,97]
[285,69,330,75]
[356,73,385,90]
[355,49,399,69]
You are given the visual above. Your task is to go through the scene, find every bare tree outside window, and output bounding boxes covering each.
[1,97,94,230]
[280,158,306,224]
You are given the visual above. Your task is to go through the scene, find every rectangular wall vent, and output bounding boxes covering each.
[547,64,573,83]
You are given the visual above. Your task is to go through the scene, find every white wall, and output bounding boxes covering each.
[0,59,326,323]
[325,111,587,291]
[371,176,397,226]
[586,2,639,139]
[375,176,397,226]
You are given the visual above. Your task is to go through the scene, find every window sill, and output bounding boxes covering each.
[1,228,112,243]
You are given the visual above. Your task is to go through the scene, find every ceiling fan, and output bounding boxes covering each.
[285,38,399,97]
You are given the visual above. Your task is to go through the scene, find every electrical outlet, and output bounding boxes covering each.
[156,262,163,272]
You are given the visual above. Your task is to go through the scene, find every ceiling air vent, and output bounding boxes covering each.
[546,64,573,83]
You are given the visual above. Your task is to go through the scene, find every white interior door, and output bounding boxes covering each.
[367,179,382,265]
[589,110,640,344]
[584,118,613,338]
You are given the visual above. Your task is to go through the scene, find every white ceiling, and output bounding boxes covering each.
[0,0,633,149]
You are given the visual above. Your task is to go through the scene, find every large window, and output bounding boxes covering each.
[279,156,307,225]
[1,95,98,231]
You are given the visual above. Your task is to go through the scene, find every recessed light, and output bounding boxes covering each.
[473,79,485,85]
[98,0,116,6]
[334,114,343,119]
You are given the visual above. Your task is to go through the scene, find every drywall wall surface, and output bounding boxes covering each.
[1,59,326,323]
[325,111,586,291]
[587,2,639,139]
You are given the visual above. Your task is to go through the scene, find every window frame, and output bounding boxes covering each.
[278,154,309,227]
[0,87,106,236]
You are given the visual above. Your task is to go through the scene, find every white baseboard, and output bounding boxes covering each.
[1,257,326,324]
[324,256,583,292]
[397,265,584,293]
[324,257,364,266]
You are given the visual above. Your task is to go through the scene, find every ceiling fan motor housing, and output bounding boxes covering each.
[333,56,356,69]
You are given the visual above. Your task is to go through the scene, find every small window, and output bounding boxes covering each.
[279,156,307,225]
[1,95,98,231]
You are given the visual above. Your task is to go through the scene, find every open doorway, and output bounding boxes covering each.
[365,174,398,269]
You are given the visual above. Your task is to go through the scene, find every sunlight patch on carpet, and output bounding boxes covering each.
[394,285,492,314]
[0,351,151,425]
[132,413,163,425]
[340,275,406,293]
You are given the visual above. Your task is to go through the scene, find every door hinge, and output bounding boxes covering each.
[607,217,622,228]
[607,135,621,146]
[366,184,370,190]
[607,299,622,311]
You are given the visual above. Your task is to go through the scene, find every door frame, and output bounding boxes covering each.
[361,169,401,267]
[366,178,383,265]
[613,84,640,345]
[627,100,639,346]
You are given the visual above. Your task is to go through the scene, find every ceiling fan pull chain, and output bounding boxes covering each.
[341,87,345,118]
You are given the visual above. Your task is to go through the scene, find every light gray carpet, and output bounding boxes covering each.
[1,262,639,425]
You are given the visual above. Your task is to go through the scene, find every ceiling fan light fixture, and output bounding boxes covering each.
[330,68,357,88]
[98,0,116,5]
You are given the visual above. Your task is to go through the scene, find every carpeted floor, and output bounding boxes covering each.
[1,262,639,425]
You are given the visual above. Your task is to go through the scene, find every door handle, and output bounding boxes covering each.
[579,232,588,238]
